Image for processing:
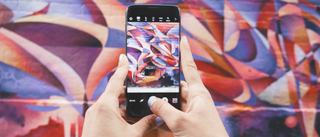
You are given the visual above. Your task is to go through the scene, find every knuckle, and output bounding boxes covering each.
[184,60,198,71]
[109,75,124,85]
[152,99,166,112]
[192,86,212,99]
[93,102,104,109]
[171,115,187,128]
[118,61,129,71]
[110,66,128,82]
[90,102,109,114]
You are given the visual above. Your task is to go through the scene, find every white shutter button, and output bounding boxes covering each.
[162,97,168,102]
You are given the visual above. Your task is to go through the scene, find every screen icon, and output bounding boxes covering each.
[129,17,133,21]
[174,17,177,21]
[172,98,178,103]
[145,17,147,21]
[137,16,140,21]
[166,17,170,22]
[140,99,144,103]
[159,17,163,22]
[162,97,168,102]
[129,99,136,102]
[152,17,155,21]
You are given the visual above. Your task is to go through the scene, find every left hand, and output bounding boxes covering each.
[82,54,157,137]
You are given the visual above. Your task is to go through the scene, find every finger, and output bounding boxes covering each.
[119,108,139,123]
[180,81,189,101]
[102,54,129,99]
[180,36,204,87]
[132,115,157,135]
[118,86,126,99]
[148,96,184,124]
[180,81,189,112]
[95,54,128,109]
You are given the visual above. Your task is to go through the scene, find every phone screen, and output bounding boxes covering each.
[126,5,180,118]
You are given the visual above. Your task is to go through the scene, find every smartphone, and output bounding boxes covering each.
[125,5,181,118]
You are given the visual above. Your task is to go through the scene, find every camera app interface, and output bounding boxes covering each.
[126,19,180,93]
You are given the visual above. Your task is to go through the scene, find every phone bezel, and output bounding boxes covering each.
[125,5,182,118]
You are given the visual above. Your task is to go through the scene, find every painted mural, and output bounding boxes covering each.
[0,0,319,136]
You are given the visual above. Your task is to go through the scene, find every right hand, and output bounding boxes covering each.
[147,36,229,137]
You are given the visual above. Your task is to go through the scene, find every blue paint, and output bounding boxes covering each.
[26,105,60,112]
[181,26,196,39]
[91,72,114,101]
[304,18,320,36]
[0,62,66,99]
[0,62,85,114]
[243,84,257,106]
[202,0,224,16]
[193,54,212,63]
[105,28,125,48]
[299,4,320,20]
[227,0,265,27]
[244,29,277,75]
[226,30,258,62]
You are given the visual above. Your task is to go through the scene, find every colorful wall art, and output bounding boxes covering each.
[0,0,320,136]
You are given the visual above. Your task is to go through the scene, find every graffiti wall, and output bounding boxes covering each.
[0,0,320,136]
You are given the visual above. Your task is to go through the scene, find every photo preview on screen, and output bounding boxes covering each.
[126,22,180,93]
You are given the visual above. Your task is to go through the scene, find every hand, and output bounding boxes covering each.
[148,36,229,137]
[82,55,157,137]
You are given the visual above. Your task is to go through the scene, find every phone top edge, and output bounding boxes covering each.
[125,6,180,22]
[127,4,180,7]
[126,4,180,15]
[126,4,180,12]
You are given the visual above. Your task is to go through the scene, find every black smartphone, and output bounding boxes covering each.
[125,5,181,118]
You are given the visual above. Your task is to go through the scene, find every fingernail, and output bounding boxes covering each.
[183,36,188,43]
[156,117,164,126]
[119,54,125,62]
[148,96,157,107]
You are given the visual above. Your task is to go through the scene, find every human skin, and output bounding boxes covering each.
[147,36,229,137]
[82,54,158,137]
[82,36,229,137]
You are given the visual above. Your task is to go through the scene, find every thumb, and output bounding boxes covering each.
[148,96,183,125]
